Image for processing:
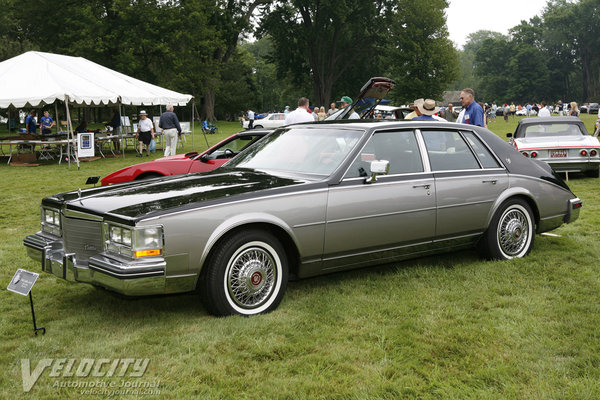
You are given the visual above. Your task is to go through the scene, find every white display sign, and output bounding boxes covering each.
[77,132,95,157]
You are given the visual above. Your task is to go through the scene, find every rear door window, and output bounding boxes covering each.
[422,130,479,171]
[462,131,501,168]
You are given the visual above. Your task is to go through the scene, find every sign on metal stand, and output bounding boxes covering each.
[7,269,46,335]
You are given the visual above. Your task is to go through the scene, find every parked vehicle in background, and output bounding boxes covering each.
[507,116,600,177]
[242,113,286,129]
[588,103,599,115]
[374,105,412,119]
[101,130,270,185]
[26,120,582,316]
[516,108,537,116]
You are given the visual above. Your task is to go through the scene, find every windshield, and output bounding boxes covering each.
[225,127,364,176]
[522,123,586,138]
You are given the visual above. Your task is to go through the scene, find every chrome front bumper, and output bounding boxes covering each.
[23,232,167,295]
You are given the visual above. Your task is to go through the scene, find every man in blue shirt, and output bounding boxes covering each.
[40,110,55,134]
[25,110,37,135]
[458,88,484,127]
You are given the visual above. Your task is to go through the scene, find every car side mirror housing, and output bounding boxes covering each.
[200,154,209,163]
[506,133,513,138]
[365,160,389,184]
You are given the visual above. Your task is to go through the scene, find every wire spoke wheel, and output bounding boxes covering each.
[497,207,530,257]
[479,199,535,260]
[200,230,288,316]
[226,245,277,309]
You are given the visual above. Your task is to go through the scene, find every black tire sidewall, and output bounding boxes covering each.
[483,199,535,260]
[200,229,288,316]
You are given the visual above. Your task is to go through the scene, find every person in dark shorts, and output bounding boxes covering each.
[136,110,155,157]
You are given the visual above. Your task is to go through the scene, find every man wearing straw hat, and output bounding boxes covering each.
[413,99,441,121]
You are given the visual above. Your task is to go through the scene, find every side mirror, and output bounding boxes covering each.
[199,154,209,163]
[506,133,513,138]
[365,160,389,184]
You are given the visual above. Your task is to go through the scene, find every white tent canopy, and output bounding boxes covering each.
[0,51,192,108]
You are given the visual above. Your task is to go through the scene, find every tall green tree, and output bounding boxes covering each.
[473,36,512,102]
[259,0,390,107]
[384,0,458,104]
[451,30,505,92]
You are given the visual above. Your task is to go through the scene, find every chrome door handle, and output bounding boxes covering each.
[413,184,430,189]
[482,180,497,184]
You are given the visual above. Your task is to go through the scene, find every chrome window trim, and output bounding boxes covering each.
[333,175,434,186]
[414,129,431,172]
[432,169,505,177]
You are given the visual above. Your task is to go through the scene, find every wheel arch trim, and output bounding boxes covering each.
[197,213,301,281]
[486,188,540,230]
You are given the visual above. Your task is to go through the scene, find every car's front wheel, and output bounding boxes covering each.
[200,229,288,316]
[480,198,535,260]
[254,125,263,129]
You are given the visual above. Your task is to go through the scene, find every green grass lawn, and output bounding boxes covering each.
[1,117,599,399]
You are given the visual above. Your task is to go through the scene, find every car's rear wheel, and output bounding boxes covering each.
[480,198,535,260]
[200,229,288,316]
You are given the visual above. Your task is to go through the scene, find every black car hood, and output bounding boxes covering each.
[50,170,313,222]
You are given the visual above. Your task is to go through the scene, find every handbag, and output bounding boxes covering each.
[148,139,156,153]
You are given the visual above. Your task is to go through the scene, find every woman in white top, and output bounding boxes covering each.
[136,110,155,157]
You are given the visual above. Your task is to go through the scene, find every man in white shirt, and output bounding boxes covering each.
[247,109,255,129]
[538,101,551,117]
[284,97,315,125]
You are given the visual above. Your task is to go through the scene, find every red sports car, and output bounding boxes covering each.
[101,130,269,185]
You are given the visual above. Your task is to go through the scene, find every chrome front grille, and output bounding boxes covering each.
[61,216,103,262]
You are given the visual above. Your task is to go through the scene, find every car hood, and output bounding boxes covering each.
[515,135,600,149]
[151,152,201,162]
[49,170,312,222]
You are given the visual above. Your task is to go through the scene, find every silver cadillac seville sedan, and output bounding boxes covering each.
[24,121,582,316]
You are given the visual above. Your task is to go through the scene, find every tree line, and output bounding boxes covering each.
[0,0,458,120]
[453,0,600,104]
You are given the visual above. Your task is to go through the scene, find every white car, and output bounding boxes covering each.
[516,108,537,116]
[242,113,286,129]
[507,116,600,177]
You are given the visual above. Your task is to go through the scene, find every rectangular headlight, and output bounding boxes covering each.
[41,207,61,236]
[104,223,162,258]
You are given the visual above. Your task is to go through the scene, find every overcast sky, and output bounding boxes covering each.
[446,0,550,48]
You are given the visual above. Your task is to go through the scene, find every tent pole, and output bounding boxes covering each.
[198,103,209,148]
[54,102,59,134]
[64,95,79,169]
[191,100,195,150]
[119,101,124,159]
